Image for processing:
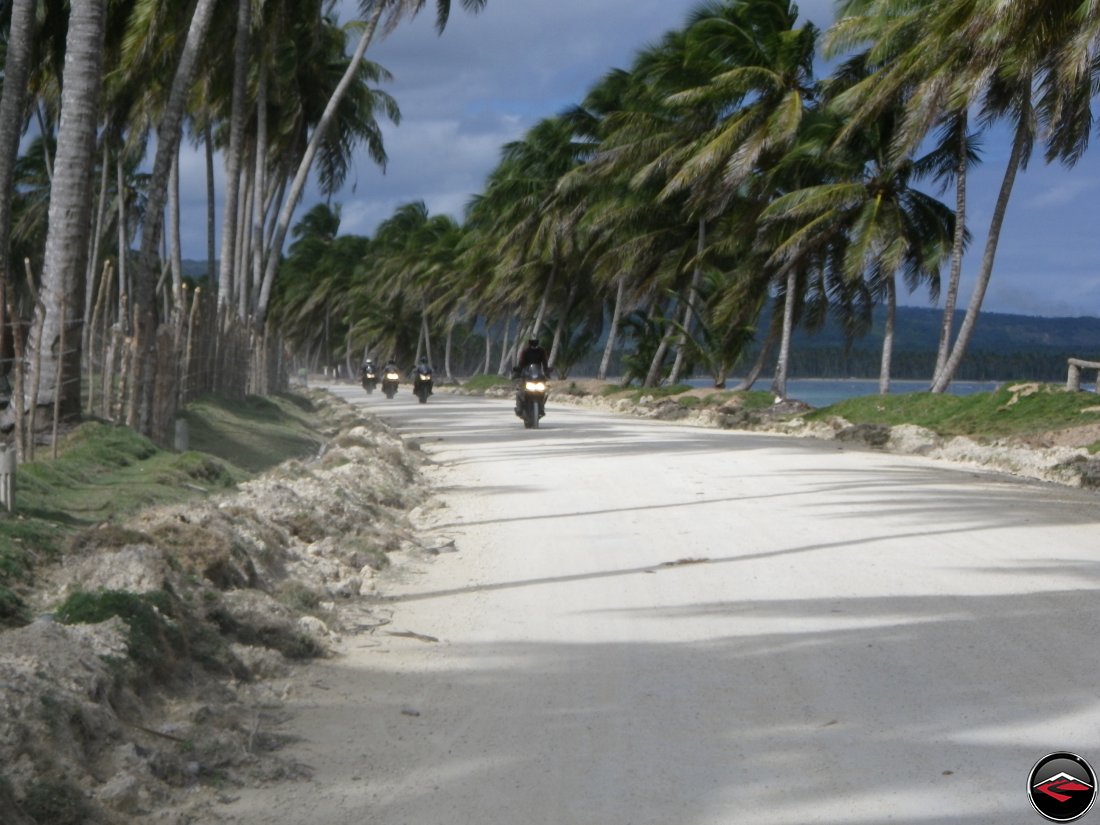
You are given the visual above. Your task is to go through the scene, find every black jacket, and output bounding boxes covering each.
[517,344,549,373]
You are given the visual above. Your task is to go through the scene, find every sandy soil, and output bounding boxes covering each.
[208,387,1100,825]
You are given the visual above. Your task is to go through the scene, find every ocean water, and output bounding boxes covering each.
[684,377,1003,408]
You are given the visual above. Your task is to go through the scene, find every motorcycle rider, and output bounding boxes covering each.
[360,358,376,377]
[513,337,549,417]
[410,355,433,395]
[517,337,549,374]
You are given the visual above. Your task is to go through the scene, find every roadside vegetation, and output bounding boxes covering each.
[459,377,1100,454]
[808,383,1100,445]
[0,387,428,825]
[0,392,327,627]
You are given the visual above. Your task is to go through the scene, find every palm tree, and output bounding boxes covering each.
[130,0,220,431]
[0,0,37,322]
[827,0,1094,392]
[25,0,108,419]
[254,0,490,329]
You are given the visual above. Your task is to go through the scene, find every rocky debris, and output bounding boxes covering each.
[1073,457,1100,488]
[1,392,437,824]
[835,423,892,448]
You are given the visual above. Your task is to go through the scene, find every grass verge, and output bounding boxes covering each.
[0,391,327,627]
[807,382,1100,440]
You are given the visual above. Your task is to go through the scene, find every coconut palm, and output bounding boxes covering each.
[254,0,490,329]
[827,0,1094,392]
[0,0,37,313]
[24,0,108,421]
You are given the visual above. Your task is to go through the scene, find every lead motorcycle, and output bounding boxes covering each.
[514,363,549,429]
[382,366,400,399]
[413,363,434,403]
[360,363,378,393]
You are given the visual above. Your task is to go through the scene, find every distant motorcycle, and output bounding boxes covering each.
[360,364,378,393]
[515,363,549,429]
[413,364,434,404]
[382,367,400,399]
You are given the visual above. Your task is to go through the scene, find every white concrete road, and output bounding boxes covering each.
[223,385,1100,825]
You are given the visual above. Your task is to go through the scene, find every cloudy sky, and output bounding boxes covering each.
[176,0,1100,318]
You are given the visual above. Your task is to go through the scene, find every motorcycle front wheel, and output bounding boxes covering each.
[524,397,539,429]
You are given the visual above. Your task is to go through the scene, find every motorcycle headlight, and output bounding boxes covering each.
[524,381,547,392]
[385,372,399,380]
[417,373,430,381]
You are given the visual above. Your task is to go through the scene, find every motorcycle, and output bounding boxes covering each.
[382,367,400,399]
[413,365,434,404]
[360,364,378,393]
[515,363,549,429]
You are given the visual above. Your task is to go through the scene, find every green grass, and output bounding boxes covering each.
[181,392,325,473]
[808,382,1100,438]
[621,383,693,401]
[0,391,329,628]
[55,589,183,678]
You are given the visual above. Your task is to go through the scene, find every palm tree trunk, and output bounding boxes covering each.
[218,0,251,312]
[169,148,183,310]
[932,97,1031,393]
[670,218,706,383]
[116,154,128,322]
[254,2,387,328]
[598,276,625,380]
[83,139,110,362]
[733,324,778,391]
[879,275,896,395]
[0,0,36,337]
[205,121,216,283]
[770,264,799,400]
[236,162,254,320]
[933,114,969,383]
[250,64,269,319]
[531,262,556,342]
[132,0,218,433]
[421,312,433,365]
[444,316,455,379]
[497,314,513,375]
[644,335,672,388]
[482,319,492,375]
[548,281,577,371]
[26,0,107,418]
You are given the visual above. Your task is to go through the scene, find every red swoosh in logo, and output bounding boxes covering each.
[1037,779,1093,803]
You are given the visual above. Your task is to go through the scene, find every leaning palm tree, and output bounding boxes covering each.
[254,0,490,329]
[664,0,817,399]
[828,0,1092,392]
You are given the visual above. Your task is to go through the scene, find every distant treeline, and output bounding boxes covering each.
[782,348,1077,382]
[562,304,1099,382]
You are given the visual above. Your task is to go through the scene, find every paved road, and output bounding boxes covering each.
[228,386,1100,825]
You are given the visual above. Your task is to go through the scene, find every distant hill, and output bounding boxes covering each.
[783,305,1100,381]
[182,259,211,279]
[794,305,1100,354]
[570,305,1100,381]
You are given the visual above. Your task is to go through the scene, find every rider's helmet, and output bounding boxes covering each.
[528,337,539,347]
